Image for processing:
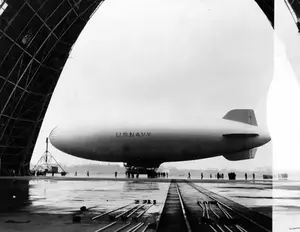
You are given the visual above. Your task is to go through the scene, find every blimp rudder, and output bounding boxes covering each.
[223,109,258,126]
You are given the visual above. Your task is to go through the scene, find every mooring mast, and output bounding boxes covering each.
[33,137,66,174]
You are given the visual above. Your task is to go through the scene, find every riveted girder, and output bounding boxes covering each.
[0,0,105,175]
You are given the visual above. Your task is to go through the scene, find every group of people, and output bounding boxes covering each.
[245,173,255,180]
[188,172,224,179]
[216,173,224,179]
[125,171,138,178]
[124,171,169,178]
[187,172,256,180]
[35,170,47,176]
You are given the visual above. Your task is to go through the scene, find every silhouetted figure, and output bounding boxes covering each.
[115,171,117,178]
[217,172,220,180]
[245,173,247,180]
[52,171,54,177]
[188,172,191,179]
[87,171,89,177]
[75,171,77,176]
[228,172,236,180]
[210,174,212,179]
[201,172,203,180]
[253,173,255,180]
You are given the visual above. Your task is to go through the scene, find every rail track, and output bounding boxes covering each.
[156,180,272,232]
[91,200,156,232]
[90,179,271,232]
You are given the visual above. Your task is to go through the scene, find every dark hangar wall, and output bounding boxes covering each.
[254,0,274,28]
[0,0,273,176]
[0,0,105,175]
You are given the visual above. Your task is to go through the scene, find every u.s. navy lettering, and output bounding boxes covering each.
[116,132,151,137]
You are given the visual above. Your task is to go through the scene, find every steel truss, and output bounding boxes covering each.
[0,0,104,175]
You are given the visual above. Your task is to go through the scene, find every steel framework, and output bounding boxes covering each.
[0,0,273,176]
[0,0,104,175]
[284,0,300,32]
[32,137,66,174]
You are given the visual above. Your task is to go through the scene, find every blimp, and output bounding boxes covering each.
[49,109,271,174]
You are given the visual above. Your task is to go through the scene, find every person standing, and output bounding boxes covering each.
[87,171,89,177]
[115,171,117,178]
[245,173,247,180]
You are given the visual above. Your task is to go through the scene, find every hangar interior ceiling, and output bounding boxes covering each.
[0,0,104,175]
[0,0,273,176]
[285,0,300,32]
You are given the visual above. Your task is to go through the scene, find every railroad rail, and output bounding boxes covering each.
[156,180,272,232]
[88,179,271,232]
[91,200,156,232]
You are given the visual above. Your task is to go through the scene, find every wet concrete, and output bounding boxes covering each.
[0,178,168,232]
[0,177,297,231]
[273,181,300,232]
[194,180,300,231]
[195,181,273,217]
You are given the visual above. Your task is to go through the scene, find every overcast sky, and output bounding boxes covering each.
[31,0,275,171]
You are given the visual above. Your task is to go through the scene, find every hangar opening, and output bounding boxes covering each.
[0,0,273,176]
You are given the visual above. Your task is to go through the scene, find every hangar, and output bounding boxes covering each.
[0,0,273,176]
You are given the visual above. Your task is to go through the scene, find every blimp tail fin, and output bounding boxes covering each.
[223,148,257,161]
[223,109,257,126]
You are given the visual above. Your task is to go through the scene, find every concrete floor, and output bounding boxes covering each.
[0,176,296,231]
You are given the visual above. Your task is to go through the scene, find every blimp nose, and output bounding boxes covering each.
[49,126,62,150]
[49,126,73,154]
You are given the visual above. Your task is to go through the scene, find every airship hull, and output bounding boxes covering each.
[49,112,270,168]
